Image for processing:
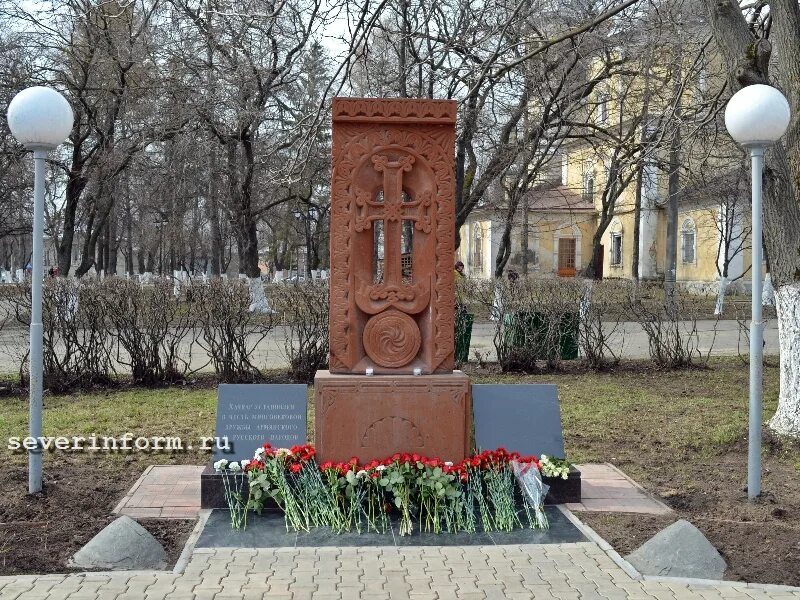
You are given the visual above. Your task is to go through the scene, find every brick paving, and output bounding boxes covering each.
[113,465,204,519]
[567,464,673,515]
[2,543,800,599]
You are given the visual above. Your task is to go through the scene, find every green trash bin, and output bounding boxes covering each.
[503,311,547,354]
[559,312,579,360]
[455,313,474,363]
[504,311,579,360]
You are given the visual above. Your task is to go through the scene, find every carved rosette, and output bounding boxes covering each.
[363,310,422,368]
[329,98,456,374]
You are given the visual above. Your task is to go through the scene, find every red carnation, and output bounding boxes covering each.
[289,463,302,474]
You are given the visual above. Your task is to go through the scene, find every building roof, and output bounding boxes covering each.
[522,184,596,213]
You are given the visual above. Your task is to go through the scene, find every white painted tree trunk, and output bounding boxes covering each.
[714,277,728,316]
[248,277,273,314]
[763,273,775,307]
[769,283,800,437]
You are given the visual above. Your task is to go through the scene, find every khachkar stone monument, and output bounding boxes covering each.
[315,97,471,463]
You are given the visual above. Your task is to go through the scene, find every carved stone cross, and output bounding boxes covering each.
[329,97,457,374]
[355,154,431,289]
[353,154,432,317]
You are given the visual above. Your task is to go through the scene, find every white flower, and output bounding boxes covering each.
[375,465,386,471]
[276,448,291,457]
[253,447,265,459]
[444,461,453,467]
[356,469,368,479]
[213,459,229,472]
[540,454,549,462]
[229,462,242,472]
[241,459,250,469]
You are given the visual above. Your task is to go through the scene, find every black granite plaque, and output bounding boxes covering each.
[472,384,565,458]
[213,384,308,462]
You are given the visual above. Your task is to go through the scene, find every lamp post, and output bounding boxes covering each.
[724,84,790,500]
[7,86,73,494]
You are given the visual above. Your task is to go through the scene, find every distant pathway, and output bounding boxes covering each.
[0,319,779,374]
[2,541,799,599]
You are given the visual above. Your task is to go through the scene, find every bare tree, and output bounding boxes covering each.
[703,0,800,436]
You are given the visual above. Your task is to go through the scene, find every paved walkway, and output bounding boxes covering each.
[113,465,204,519]
[2,542,799,599]
[566,464,672,515]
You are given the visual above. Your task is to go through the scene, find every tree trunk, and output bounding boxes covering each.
[227,138,261,279]
[664,60,681,296]
[57,165,87,277]
[125,179,134,275]
[703,0,800,436]
[770,283,800,435]
[632,167,642,281]
[664,130,679,295]
[521,195,529,276]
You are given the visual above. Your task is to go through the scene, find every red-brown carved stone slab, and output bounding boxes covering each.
[314,370,471,463]
[329,97,457,375]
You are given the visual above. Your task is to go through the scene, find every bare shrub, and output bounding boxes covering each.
[273,281,329,383]
[10,279,115,391]
[578,279,629,369]
[731,297,778,368]
[626,283,716,368]
[465,277,581,372]
[104,278,193,384]
[0,284,9,333]
[193,279,276,382]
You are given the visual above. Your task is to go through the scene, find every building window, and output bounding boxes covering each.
[597,93,610,124]
[558,237,577,275]
[610,233,623,266]
[528,232,540,268]
[582,167,595,201]
[681,218,696,264]
[471,224,483,270]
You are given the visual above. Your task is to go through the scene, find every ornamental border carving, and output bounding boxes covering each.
[332,98,457,124]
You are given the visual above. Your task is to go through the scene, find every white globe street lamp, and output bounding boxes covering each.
[7,86,73,494]
[724,84,790,500]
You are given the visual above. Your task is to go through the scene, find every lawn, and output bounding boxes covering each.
[1,358,798,584]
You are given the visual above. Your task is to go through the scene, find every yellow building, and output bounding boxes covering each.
[457,151,751,291]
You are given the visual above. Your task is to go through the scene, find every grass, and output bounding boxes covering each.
[0,387,217,466]
[469,358,781,464]
[0,358,785,468]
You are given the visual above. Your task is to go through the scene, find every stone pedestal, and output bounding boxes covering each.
[314,370,471,463]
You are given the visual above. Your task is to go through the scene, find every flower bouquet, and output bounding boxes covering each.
[217,442,569,535]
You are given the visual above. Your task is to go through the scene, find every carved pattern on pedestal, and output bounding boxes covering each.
[360,416,424,448]
[314,372,471,463]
